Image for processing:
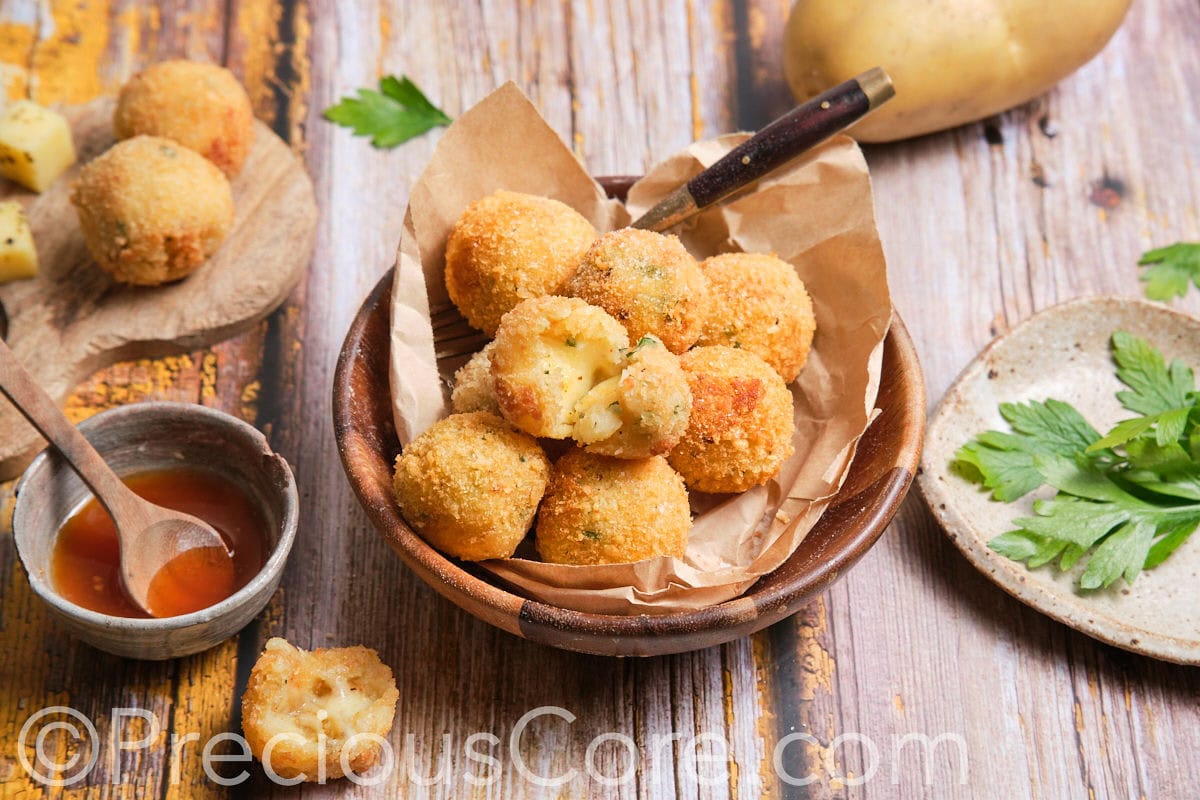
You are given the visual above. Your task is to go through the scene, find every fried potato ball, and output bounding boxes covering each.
[573,335,692,458]
[450,341,500,415]
[114,60,255,177]
[70,136,234,285]
[242,637,398,782]
[668,346,795,493]
[697,252,816,383]
[393,412,550,560]
[491,296,628,439]
[445,190,597,336]
[536,451,691,565]
[564,228,710,354]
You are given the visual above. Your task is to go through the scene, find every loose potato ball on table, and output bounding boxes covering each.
[668,345,795,494]
[392,411,550,561]
[70,135,234,286]
[697,252,817,383]
[114,59,255,177]
[241,637,398,781]
[491,296,692,456]
[565,227,710,354]
[445,190,597,336]
[536,451,692,565]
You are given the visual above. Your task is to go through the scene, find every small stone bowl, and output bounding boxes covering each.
[12,402,298,660]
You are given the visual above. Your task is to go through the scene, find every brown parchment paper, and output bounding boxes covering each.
[390,82,891,615]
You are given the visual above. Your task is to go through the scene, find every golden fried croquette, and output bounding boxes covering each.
[393,412,549,560]
[445,190,597,336]
[114,60,255,177]
[668,346,795,493]
[491,296,628,439]
[573,335,692,458]
[450,341,500,415]
[242,638,398,782]
[536,451,691,565]
[697,252,816,382]
[564,228,710,354]
[70,136,234,285]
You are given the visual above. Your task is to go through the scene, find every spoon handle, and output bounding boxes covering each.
[0,338,137,519]
[632,66,894,232]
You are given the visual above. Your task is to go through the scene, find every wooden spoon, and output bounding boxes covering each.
[0,337,230,617]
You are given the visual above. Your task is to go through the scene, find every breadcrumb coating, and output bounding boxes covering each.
[536,451,691,565]
[450,341,500,415]
[114,60,255,177]
[393,412,550,560]
[242,638,398,782]
[70,136,233,285]
[565,228,710,354]
[697,252,816,383]
[445,190,597,336]
[491,296,628,439]
[668,346,795,493]
[574,335,692,458]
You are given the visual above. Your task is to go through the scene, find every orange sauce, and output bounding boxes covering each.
[50,468,267,618]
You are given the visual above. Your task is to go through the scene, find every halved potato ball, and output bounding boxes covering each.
[392,412,550,560]
[70,135,234,285]
[445,190,597,336]
[536,451,692,565]
[697,252,816,383]
[114,59,255,177]
[450,341,500,415]
[491,296,628,439]
[668,346,795,493]
[491,298,691,456]
[573,335,692,458]
[564,228,710,354]
[241,638,398,782]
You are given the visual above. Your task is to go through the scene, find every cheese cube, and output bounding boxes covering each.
[0,201,37,282]
[0,100,76,192]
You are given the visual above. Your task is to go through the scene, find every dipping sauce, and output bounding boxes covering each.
[51,468,267,618]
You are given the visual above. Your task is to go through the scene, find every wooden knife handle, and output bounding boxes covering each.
[687,68,892,208]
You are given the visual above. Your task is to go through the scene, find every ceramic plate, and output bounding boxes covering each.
[920,296,1200,665]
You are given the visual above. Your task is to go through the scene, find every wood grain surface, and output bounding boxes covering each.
[1,0,1198,798]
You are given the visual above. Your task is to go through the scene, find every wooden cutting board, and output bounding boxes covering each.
[0,97,317,481]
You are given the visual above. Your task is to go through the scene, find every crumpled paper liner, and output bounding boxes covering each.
[390,82,890,615]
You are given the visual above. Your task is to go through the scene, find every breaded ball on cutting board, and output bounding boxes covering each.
[70,135,233,286]
[115,59,255,177]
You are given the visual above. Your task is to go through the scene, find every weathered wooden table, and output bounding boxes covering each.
[2,1,1198,797]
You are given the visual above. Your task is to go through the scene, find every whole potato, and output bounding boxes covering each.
[783,0,1133,142]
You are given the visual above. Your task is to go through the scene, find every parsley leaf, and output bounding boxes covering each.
[323,75,451,148]
[954,399,1099,501]
[1110,330,1194,416]
[956,331,1200,590]
[1139,243,1200,301]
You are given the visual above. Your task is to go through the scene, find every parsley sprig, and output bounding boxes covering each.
[323,75,451,148]
[955,331,1200,590]
[1139,243,1200,302]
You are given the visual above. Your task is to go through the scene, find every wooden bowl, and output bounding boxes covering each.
[333,179,926,657]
